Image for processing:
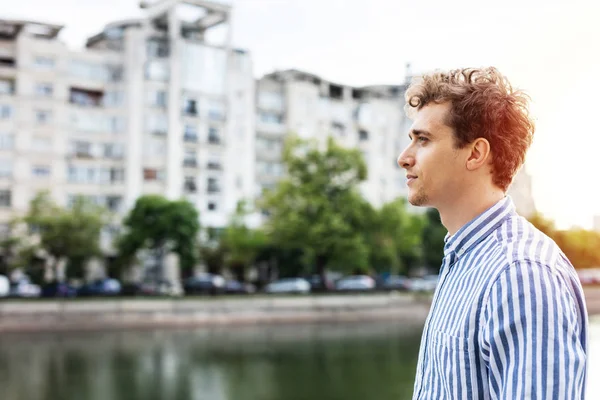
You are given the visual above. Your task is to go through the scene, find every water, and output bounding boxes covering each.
[0,319,598,400]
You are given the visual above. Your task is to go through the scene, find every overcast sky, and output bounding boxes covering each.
[5,0,600,228]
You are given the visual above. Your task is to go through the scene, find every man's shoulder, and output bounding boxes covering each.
[494,214,568,269]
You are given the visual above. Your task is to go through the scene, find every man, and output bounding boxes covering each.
[398,67,588,399]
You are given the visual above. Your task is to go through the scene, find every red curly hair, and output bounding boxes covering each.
[405,67,535,192]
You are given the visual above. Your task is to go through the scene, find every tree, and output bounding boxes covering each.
[261,136,370,279]
[220,201,268,282]
[23,192,105,282]
[367,198,426,275]
[420,208,447,273]
[115,195,200,280]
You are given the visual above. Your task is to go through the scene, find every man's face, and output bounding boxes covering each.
[397,102,468,208]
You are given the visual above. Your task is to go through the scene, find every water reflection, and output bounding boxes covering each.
[0,321,425,400]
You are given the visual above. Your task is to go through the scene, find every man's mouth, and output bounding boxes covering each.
[407,175,417,185]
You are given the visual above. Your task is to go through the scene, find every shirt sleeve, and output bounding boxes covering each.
[480,260,587,399]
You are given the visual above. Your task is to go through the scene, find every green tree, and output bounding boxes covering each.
[365,198,426,275]
[115,195,200,280]
[23,192,105,282]
[261,136,370,279]
[421,208,447,273]
[220,201,268,282]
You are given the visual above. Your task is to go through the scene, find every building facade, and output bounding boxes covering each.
[255,69,412,213]
[0,0,256,247]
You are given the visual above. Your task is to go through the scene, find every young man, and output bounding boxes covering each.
[398,67,588,399]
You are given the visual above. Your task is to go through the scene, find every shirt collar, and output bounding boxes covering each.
[443,195,517,260]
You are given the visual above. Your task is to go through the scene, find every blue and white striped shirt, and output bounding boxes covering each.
[412,196,588,399]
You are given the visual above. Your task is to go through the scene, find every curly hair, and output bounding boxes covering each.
[405,67,535,192]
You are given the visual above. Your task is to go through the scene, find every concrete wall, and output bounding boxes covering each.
[0,294,430,333]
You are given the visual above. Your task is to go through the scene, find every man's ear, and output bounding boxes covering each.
[465,138,491,171]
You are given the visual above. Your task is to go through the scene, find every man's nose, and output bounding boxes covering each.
[397,148,414,170]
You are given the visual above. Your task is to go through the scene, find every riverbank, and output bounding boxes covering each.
[1,287,599,334]
[0,293,431,333]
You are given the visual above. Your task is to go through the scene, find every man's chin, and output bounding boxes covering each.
[408,193,428,207]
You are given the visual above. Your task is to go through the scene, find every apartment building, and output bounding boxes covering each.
[0,0,256,245]
[255,69,536,217]
[255,69,412,211]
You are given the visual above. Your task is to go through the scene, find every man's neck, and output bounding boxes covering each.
[438,187,506,236]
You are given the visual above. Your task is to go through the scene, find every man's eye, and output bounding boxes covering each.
[418,137,428,142]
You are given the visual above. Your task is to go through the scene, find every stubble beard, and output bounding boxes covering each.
[408,188,429,207]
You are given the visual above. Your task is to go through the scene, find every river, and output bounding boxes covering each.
[0,318,598,400]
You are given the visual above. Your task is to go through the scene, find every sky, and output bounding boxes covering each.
[5,0,600,229]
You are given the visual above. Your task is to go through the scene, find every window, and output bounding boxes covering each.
[183,99,198,116]
[32,165,51,178]
[146,90,167,107]
[208,127,220,144]
[143,138,165,157]
[70,140,92,157]
[102,91,124,107]
[0,134,14,150]
[106,196,122,212]
[207,154,222,170]
[0,160,11,178]
[145,61,169,81]
[207,202,216,211]
[147,39,169,58]
[183,149,197,167]
[0,79,14,95]
[110,116,125,134]
[0,190,11,207]
[207,100,225,120]
[0,105,12,119]
[109,168,124,183]
[35,110,52,124]
[184,124,198,142]
[69,60,107,81]
[145,114,168,135]
[35,83,53,97]
[359,130,369,141]
[68,166,97,184]
[258,92,284,111]
[32,137,52,152]
[259,112,283,124]
[34,56,55,69]
[103,143,124,159]
[184,176,197,193]
[143,168,163,181]
[207,177,220,193]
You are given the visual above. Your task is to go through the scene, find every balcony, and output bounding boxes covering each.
[70,87,104,107]
[256,119,286,136]
[207,185,220,194]
[0,57,16,79]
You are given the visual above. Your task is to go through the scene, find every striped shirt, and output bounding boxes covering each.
[412,196,588,399]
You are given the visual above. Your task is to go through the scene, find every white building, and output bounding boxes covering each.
[255,69,411,211]
[0,0,256,245]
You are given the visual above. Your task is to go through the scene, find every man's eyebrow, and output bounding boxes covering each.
[408,129,432,138]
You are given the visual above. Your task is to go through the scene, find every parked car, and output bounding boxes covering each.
[407,274,439,292]
[9,278,41,298]
[382,275,409,291]
[41,281,78,298]
[183,274,226,295]
[77,278,121,297]
[0,275,9,297]
[224,280,256,294]
[265,278,311,294]
[335,275,376,292]
[138,279,183,297]
[306,274,336,292]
